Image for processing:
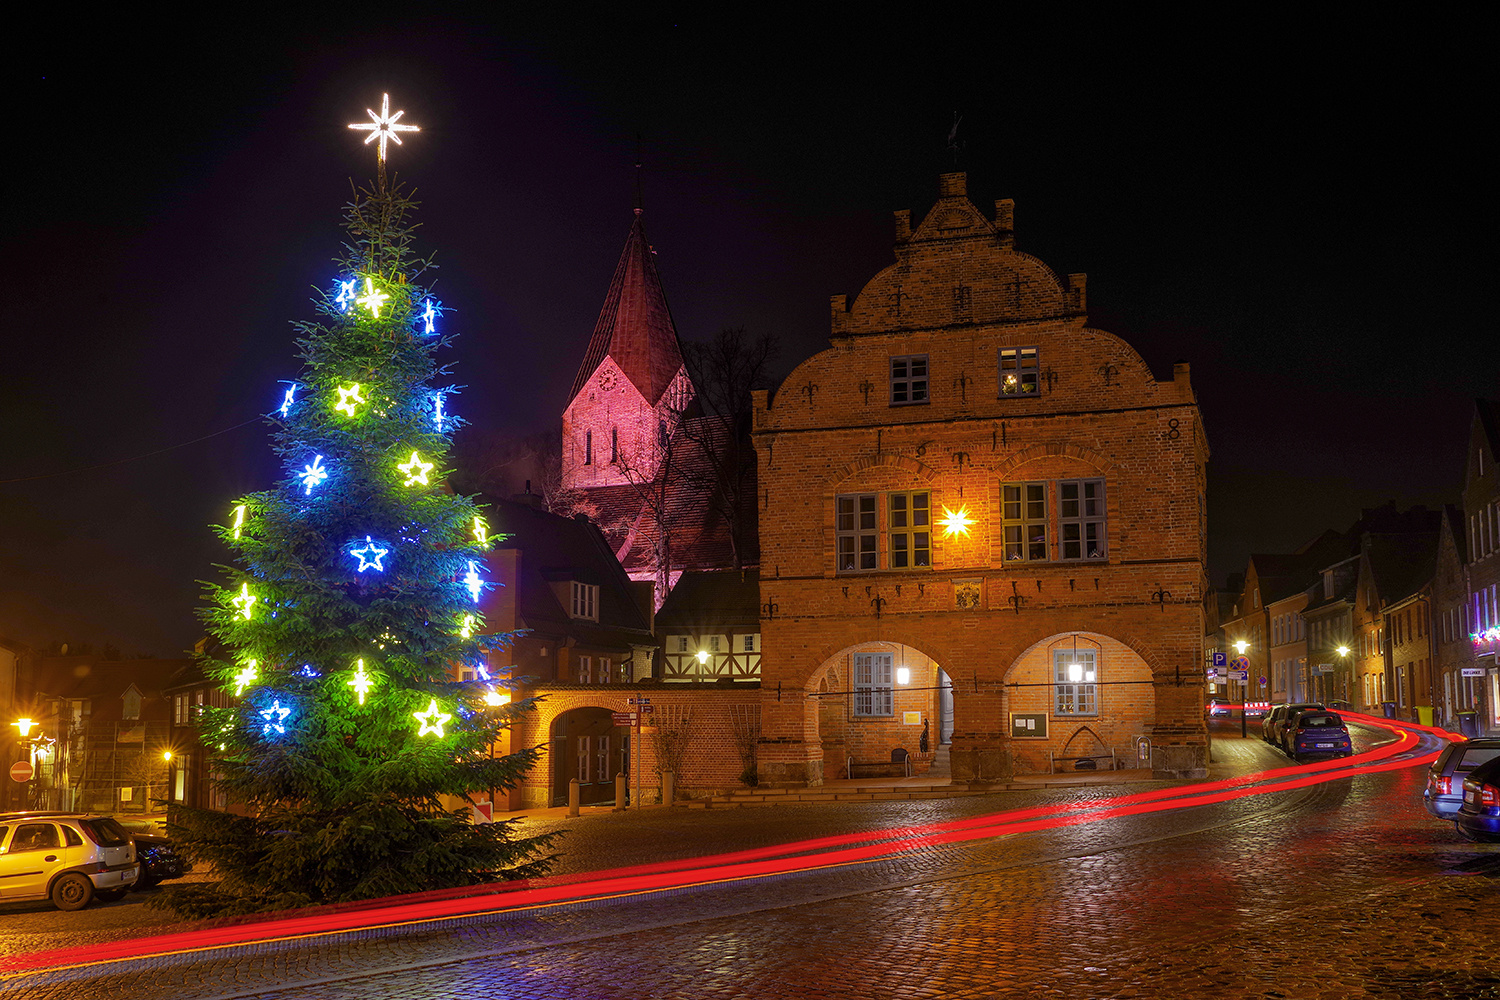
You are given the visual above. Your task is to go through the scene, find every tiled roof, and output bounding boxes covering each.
[656,569,761,629]
[566,210,687,408]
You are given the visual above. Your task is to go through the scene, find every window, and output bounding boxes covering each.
[610,428,618,463]
[709,635,722,653]
[1002,483,1048,562]
[676,636,690,653]
[1058,479,1106,560]
[584,430,592,465]
[1054,647,1098,716]
[890,355,928,405]
[853,652,894,716]
[888,491,931,569]
[570,581,598,621]
[577,656,592,684]
[999,346,1040,395]
[837,494,878,572]
[743,634,756,652]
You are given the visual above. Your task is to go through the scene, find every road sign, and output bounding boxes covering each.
[612,712,636,726]
[638,704,654,713]
[1462,668,1486,677]
[629,697,652,705]
[1230,656,1250,671]
[10,760,34,783]
[1259,676,1268,687]
[1211,652,1227,668]
[1206,668,1219,678]
[1231,670,1248,681]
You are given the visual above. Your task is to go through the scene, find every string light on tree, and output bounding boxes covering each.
[356,277,389,317]
[299,454,329,494]
[460,614,476,639]
[420,298,436,335]
[233,661,259,696]
[259,699,291,736]
[433,395,445,432]
[348,93,420,166]
[279,385,297,418]
[464,560,484,603]
[335,384,365,417]
[232,504,247,540]
[413,698,452,737]
[397,450,434,486]
[347,659,374,705]
[472,517,487,546]
[350,536,390,573]
[940,505,975,539]
[231,582,258,620]
[334,279,357,313]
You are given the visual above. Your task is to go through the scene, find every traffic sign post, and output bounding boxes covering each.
[626,698,653,809]
[10,760,34,783]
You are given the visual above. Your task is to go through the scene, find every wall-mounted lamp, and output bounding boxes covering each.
[697,650,710,665]
[896,667,911,685]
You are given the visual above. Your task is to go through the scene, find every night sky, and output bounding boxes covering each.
[4,13,1491,656]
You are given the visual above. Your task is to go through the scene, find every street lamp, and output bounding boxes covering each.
[1231,640,1252,737]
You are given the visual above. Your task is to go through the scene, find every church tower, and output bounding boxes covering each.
[561,209,695,491]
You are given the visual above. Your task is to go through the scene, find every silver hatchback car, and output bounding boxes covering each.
[0,812,140,910]
[1423,739,1500,820]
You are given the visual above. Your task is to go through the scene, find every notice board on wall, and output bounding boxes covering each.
[1010,712,1048,739]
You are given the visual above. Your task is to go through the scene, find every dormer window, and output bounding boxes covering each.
[570,581,599,621]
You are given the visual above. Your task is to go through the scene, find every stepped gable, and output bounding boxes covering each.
[567,209,687,407]
[835,172,1086,336]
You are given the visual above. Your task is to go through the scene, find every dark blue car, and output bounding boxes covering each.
[1455,754,1500,843]
[1285,710,1353,760]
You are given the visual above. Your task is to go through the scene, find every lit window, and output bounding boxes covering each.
[836,494,878,572]
[1002,483,1048,562]
[1058,479,1106,561]
[888,491,931,569]
[999,346,1040,395]
[853,652,894,717]
[890,355,929,406]
[1054,647,1098,716]
[570,581,599,621]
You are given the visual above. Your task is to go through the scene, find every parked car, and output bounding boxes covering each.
[1261,705,1287,743]
[1267,703,1326,750]
[1208,700,1231,717]
[1284,710,1353,760]
[1423,739,1500,819]
[0,811,139,910]
[131,832,190,889]
[1455,755,1500,843]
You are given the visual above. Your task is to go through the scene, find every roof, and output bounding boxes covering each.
[486,497,652,640]
[26,656,193,701]
[655,570,761,630]
[566,210,687,408]
[1362,531,1439,606]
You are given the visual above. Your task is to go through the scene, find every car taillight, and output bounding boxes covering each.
[1435,775,1452,795]
[1482,783,1500,808]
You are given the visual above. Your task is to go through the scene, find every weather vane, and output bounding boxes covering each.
[348,93,420,182]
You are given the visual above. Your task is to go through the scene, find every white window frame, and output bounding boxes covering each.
[853,652,894,717]
[570,581,599,621]
[1053,647,1099,716]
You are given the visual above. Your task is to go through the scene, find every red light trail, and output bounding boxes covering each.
[0,714,1459,980]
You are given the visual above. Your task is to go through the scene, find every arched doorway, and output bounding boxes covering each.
[806,640,948,779]
[549,707,627,807]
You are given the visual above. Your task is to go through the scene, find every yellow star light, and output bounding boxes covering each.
[460,614,476,639]
[231,582,258,620]
[413,698,452,737]
[940,505,975,539]
[398,450,434,486]
[348,659,374,705]
[472,516,488,546]
[335,384,365,417]
[356,277,389,317]
[348,93,420,165]
[233,660,258,696]
[232,504,247,539]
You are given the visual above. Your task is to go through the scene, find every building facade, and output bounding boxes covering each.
[752,173,1209,785]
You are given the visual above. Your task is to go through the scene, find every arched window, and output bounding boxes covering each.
[1052,638,1099,716]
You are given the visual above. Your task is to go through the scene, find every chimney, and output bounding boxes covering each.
[994,198,1015,248]
[938,172,967,198]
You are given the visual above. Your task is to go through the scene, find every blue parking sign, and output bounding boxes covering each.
[1211,651,1227,668]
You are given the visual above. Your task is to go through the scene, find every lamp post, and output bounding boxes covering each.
[1233,639,1251,737]
[1336,646,1351,708]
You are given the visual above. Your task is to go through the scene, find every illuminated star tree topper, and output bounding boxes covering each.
[348,92,419,186]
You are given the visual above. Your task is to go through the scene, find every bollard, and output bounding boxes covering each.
[568,778,580,817]
[662,769,675,806]
[614,771,627,811]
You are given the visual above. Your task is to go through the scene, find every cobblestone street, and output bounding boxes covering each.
[4,723,1498,999]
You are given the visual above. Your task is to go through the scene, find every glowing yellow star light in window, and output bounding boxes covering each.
[233,660,258,696]
[348,93,420,165]
[231,583,258,620]
[397,450,434,486]
[413,699,452,737]
[335,384,365,417]
[356,277,389,317]
[347,659,374,705]
[940,505,976,539]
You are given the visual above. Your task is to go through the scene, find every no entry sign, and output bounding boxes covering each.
[10,760,34,782]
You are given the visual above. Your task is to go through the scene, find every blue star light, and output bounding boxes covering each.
[464,560,484,603]
[279,384,297,417]
[335,279,357,313]
[433,394,446,431]
[350,536,390,573]
[260,699,291,735]
[421,298,437,335]
[299,454,328,495]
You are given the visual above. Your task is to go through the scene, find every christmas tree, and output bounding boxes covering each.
[156,102,556,917]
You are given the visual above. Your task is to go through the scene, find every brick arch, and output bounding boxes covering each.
[831,451,938,488]
[991,442,1114,479]
[803,634,950,695]
[1001,628,1165,684]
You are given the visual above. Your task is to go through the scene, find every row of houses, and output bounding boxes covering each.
[1214,401,1500,736]
[7,170,1224,816]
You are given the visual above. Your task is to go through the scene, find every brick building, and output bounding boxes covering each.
[1439,399,1500,734]
[751,173,1210,784]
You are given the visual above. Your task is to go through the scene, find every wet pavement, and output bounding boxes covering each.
[4,721,1498,999]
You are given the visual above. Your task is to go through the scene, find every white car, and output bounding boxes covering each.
[0,812,140,910]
